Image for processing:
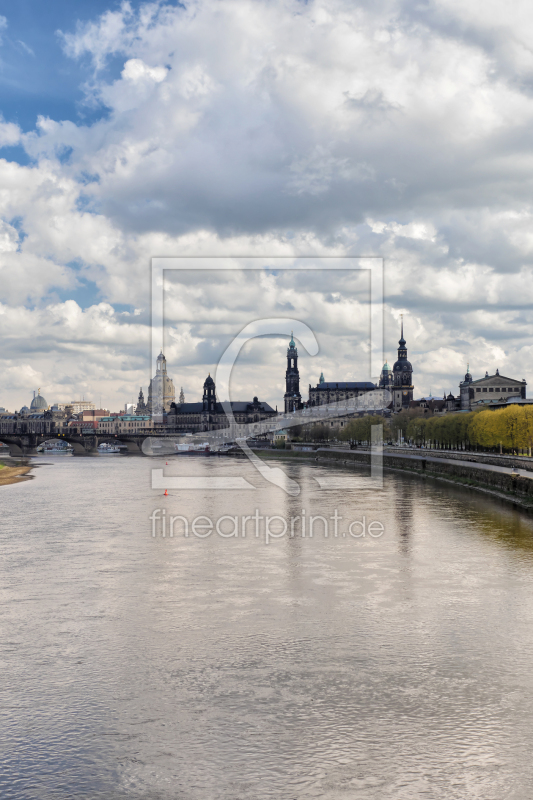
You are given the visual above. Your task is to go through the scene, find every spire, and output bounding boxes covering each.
[289,330,295,347]
[399,314,406,346]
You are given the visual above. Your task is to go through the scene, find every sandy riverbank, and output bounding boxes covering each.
[0,464,33,487]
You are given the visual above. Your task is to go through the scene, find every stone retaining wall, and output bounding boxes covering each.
[315,449,533,502]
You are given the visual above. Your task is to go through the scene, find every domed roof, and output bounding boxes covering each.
[393,359,412,370]
[204,374,215,387]
[382,361,391,371]
[20,406,30,414]
[30,390,48,410]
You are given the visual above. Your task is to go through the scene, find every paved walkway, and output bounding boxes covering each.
[329,448,533,479]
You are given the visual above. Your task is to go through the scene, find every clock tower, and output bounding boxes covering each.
[392,316,414,411]
[284,332,302,412]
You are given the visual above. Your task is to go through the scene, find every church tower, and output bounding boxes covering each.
[147,351,176,415]
[392,316,414,411]
[459,363,474,410]
[202,374,216,413]
[135,387,147,415]
[284,332,302,412]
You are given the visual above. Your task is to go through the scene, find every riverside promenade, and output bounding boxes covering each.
[256,445,533,511]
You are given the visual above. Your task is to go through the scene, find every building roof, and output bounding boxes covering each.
[30,391,48,410]
[470,373,526,385]
[171,401,276,414]
[312,382,376,390]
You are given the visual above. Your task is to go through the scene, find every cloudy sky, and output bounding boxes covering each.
[1,0,533,411]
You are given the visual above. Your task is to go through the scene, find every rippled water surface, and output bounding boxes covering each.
[2,454,533,799]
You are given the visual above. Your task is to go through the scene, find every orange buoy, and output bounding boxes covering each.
[164,489,168,496]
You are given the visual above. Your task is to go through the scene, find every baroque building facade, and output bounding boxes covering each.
[460,368,526,410]
[306,322,412,412]
[167,374,276,432]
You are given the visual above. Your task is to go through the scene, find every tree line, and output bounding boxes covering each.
[330,406,533,454]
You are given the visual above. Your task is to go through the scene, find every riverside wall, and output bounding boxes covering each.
[315,450,533,504]
[252,447,533,509]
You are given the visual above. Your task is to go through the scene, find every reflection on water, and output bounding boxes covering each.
[2,455,533,799]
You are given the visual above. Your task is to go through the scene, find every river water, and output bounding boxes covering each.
[2,454,533,799]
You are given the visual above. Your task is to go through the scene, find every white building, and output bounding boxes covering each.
[54,400,96,414]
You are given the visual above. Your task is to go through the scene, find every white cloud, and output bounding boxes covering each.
[1,0,533,408]
[0,117,21,147]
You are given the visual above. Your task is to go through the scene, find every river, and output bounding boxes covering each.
[2,454,533,799]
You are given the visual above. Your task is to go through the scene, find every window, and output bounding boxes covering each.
[483,388,487,392]
[495,388,500,392]
[476,388,481,392]
[489,388,494,392]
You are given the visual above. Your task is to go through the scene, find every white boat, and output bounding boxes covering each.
[175,442,212,455]
[98,443,121,454]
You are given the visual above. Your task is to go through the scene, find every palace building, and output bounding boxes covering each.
[460,367,526,410]
[305,321,412,411]
[166,374,276,432]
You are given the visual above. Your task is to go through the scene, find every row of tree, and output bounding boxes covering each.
[333,406,533,453]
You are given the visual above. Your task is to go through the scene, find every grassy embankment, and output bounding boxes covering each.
[0,462,32,487]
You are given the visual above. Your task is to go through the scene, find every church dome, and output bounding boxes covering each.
[393,359,412,371]
[30,390,48,410]
[203,374,215,387]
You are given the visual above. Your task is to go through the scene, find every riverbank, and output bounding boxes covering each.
[251,448,533,513]
[0,463,33,487]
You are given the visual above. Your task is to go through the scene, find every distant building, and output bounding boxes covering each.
[76,409,109,429]
[30,389,49,412]
[167,374,276,432]
[97,415,153,434]
[308,378,377,407]
[135,388,148,415]
[284,333,302,412]
[147,352,175,414]
[307,357,390,409]
[378,361,394,392]
[391,318,414,411]
[460,368,526,410]
[409,395,447,414]
[54,399,96,414]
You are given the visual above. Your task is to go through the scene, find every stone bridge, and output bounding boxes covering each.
[0,431,151,457]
